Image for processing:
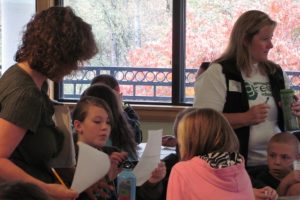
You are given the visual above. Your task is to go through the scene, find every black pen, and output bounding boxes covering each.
[265,97,270,104]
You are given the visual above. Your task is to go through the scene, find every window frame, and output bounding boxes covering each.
[53,0,300,106]
[53,0,189,106]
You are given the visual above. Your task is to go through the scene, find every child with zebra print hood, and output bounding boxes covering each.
[167,108,255,200]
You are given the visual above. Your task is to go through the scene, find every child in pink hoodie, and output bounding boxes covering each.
[167,108,255,200]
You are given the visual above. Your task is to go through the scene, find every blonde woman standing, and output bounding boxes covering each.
[193,10,300,170]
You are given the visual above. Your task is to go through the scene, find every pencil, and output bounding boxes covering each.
[51,168,67,188]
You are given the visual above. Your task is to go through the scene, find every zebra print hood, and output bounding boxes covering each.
[200,152,243,169]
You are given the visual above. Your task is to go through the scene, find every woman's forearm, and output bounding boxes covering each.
[223,112,252,129]
[0,158,46,188]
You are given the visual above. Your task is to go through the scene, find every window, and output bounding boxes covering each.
[57,0,300,104]
[59,0,174,103]
[0,0,36,76]
[185,0,300,71]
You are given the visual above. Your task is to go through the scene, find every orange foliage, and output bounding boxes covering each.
[127,0,300,71]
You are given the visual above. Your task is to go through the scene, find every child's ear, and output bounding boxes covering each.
[73,120,83,134]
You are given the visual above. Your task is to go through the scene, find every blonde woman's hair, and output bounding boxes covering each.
[177,108,240,161]
[215,10,277,76]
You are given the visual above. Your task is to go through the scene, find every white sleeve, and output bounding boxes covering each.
[193,63,227,112]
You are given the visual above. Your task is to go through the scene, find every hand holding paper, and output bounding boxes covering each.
[133,129,162,186]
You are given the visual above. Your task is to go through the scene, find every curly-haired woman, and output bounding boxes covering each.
[0,6,98,200]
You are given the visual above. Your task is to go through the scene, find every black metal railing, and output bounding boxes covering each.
[59,66,300,103]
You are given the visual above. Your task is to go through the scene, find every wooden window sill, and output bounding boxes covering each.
[65,103,188,122]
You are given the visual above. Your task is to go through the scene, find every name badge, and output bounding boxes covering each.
[229,80,242,92]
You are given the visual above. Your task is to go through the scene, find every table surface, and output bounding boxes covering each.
[278,196,300,200]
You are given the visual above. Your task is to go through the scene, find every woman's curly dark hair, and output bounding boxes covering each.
[15,6,98,80]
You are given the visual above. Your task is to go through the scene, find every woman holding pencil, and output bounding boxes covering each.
[0,6,98,199]
[193,10,300,179]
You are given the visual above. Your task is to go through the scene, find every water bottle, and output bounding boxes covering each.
[117,161,136,200]
[280,89,299,131]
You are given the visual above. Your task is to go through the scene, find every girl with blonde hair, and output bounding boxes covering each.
[167,108,255,200]
[178,108,239,161]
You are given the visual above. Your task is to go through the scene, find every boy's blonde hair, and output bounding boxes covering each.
[268,132,300,154]
[177,108,240,161]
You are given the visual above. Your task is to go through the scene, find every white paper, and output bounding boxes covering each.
[137,143,176,160]
[294,160,300,170]
[71,142,110,193]
[133,130,162,186]
[229,80,242,92]
[160,146,176,159]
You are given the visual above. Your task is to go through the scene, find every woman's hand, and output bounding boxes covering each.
[147,161,166,184]
[246,103,270,125]
[253,186,278,200]
[43,183,78,200]
[291,95,300,117]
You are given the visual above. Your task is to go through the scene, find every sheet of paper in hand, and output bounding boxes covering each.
[133,129,162,186]
[71,142,110,193]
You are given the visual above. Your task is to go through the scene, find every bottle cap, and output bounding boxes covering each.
[120,160,135,169]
